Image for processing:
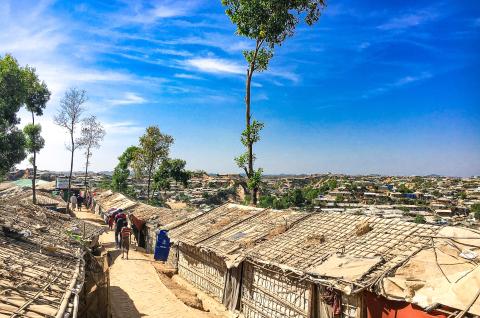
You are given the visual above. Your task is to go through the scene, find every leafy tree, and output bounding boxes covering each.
[111,146,138,192]
[1,54,49,180]
[54,88,86,211]
[153,158,191,199]
[23,124,45,172]
[223,0,326,205]
[153,161,171,197]
[288,188,305,206]
[78,116,106,193]
[304,187,320,204]
[133,126,173,201]
[22,66,50,204]
[167,159,191,187]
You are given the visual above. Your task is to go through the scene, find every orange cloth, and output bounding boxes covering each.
[365,292,447,318]
[121,227,132,238]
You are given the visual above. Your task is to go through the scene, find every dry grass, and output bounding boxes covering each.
[355,220,372,236]
[304,234,325,248]
[266,224,288,240]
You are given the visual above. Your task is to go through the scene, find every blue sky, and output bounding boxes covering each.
[1,0,479,176]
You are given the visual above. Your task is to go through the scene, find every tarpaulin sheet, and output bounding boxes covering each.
[380,226,480,315]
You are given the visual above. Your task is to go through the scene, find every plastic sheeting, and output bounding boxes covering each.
[380,226,480,315]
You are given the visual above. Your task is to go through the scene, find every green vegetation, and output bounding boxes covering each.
[397,184,413,194]
[153,159,191,200]
[472,204,480,220]
[132,126,174,201]
[414,215,426,224]
[0,54,50,181]
[111,146,139,193]
[318,179,337,194]
[223,0,326,205]
[258,186,321,210]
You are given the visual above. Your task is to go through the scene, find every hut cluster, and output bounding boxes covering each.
[0,191,105,318]
[91,190,480,318]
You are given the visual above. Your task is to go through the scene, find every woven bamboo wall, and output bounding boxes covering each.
[241,262,310,318]
[177,247,227,301]
[166,245,178,269]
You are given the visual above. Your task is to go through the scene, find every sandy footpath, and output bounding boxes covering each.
[74,209,222,318]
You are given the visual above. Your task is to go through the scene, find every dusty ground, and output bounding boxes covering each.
[74,208,225,318]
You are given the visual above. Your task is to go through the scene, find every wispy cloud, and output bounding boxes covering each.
[111,1,199,25]
[378,11,438,30]
[163,32,252,53]
[155,48,193,57]
[174,73,203,80]
[107,92,147,106]
[362,72,433,98]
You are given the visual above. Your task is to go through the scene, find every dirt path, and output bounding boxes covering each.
[74,209,222,318]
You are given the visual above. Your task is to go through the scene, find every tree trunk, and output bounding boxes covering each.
[67,130,74,213]
[31,112,37,204]
[245,46,260,205]
[84,147,90,194]
[147,163,153,202]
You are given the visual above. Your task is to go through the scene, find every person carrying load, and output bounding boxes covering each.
[120,226,132,259]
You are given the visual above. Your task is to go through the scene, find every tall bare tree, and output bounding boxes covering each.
[54,88,86,211]
[78,115,106,193]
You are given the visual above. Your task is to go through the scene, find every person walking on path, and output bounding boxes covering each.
[70,194,77,212]
[114,211,127,248]
[77,194,83,211]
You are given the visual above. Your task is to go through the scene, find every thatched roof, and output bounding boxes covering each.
[246,212,441,292]
[169,203,265,246]
[199,208,308,267]
[0,199,102,317]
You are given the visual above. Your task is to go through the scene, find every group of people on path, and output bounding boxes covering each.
[106,208,132,259]
[68,191,94,211]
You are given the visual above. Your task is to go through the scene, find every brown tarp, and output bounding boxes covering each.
[222,264,243,311]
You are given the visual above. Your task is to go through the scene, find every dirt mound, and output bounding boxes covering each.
[153,263,206,311]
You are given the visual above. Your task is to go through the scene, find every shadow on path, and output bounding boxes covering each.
[110,286,146,318]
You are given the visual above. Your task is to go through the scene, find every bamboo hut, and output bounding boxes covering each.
[0,198,104,317]
[168,204,307,308]
[243,212,480,318]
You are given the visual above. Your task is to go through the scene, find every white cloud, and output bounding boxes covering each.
[155,48,193,57]
[174,73,203,80]
[185,57,244,75]
[107,92,147,106]
[378,12,437,30]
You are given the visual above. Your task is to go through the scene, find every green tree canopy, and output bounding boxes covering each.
[153,159,191,198]
[0,54,50,177]
[133,126,174,200]
[23,124,45,154]
[111,146,139,193]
